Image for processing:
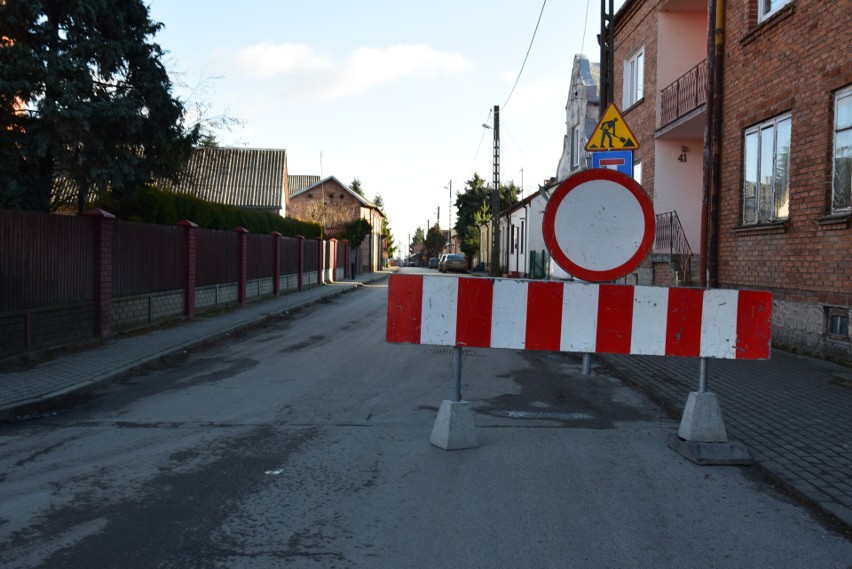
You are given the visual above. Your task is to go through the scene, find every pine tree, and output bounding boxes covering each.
[0,0,199,213]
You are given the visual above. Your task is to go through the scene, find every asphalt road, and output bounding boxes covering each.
[0,278,850,568]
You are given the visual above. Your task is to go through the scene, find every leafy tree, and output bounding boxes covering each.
[454,173,520,258]
[409,226,425,253]
[0,0,199,213]
[373,193,396,260]
[341,218,371,247]
[350,178,365,197]
[424,223,445,260]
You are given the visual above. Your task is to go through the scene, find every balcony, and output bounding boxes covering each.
[660,59,708,127]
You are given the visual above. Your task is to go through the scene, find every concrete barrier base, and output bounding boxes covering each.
[677,391,728,442]
[667,433,754,466]
[430,400,479,450]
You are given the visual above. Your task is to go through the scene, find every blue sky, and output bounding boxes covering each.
[147,0,617,249]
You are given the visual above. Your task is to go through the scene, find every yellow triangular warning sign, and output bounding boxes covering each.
[586,103,640,151]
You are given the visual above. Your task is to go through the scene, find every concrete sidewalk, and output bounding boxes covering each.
[1,269,850,533]
[600,350,852,532]
[0,271,392,420]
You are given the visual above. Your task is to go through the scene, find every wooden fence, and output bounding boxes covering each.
[0,209,350,360]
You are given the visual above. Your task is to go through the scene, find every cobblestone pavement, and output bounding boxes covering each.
[601,351,852,531]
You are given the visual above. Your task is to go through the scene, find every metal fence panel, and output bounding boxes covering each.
[0,209,94,311]
[196,228,239,286]
[112,220,183,297]
[281,237,300,276]
[246,233,274,280]
[303,239,319,272]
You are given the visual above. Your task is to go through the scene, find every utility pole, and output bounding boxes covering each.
[490,105,501,277]
[446,180,452,253]
[598,0,615,114]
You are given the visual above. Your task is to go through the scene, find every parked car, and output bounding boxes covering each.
[428,257,439,269]
[438,254,449,272]
[443,253,467,273]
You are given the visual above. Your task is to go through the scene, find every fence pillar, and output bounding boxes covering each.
[342,239,350,279]
[234,226,248,304]
[270,231,281,296]
[83,209,115,337]
[317,238,324,285]
[329,238,338,282]
[178,220,198,317]
[296,235,304,291]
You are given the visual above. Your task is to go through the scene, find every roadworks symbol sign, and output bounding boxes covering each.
[586,103,639,151]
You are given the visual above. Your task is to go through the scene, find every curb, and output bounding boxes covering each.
[2,274,390,421]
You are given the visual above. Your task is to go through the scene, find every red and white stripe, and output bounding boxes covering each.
[386,274,773,360]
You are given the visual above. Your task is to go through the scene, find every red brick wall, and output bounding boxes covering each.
[613,0,660,202]
[718,0,851,306]
[288,180,362,228]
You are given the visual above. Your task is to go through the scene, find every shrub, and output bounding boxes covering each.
[94,186,322,238]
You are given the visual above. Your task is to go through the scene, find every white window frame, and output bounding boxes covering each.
[623,48,644,109]
[742,113,792,225]
[758,0,791,22]
[832,86,852,213]
[571,124,582,168]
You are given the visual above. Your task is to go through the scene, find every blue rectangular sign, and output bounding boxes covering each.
[592,150,634,177]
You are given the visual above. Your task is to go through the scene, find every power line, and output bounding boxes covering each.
[581,0,591,55]
[467,108,493,178]
[502,0,548,110]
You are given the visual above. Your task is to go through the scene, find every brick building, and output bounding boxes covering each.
[611,0,851,361]
[288,176,385,272]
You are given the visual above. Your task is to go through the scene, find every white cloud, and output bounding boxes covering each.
[227,42,473,99]
[232,42,334,78]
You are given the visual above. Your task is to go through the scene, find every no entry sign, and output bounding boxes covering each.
[543,169,654,282]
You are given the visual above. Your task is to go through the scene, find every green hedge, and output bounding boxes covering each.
[95,186,322,238]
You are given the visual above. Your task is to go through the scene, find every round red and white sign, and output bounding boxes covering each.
[542,169,655,282]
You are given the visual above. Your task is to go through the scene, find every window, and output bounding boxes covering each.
[758,0,791,22]
[832,86,852,213]
[571,124,582,168]
[623,48,644,108]
[742,113,791,224]
[826,307,849,341]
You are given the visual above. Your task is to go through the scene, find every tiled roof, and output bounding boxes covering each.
[160,147,288,210]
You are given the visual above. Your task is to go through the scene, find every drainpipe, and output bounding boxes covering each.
[701,0,725,288]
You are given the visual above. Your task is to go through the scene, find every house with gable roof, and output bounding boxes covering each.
[288,176,386,272]
[556,54,601,182]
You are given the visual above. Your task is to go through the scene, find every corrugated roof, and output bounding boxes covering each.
[161,147,288,210]
[288,175,321,196]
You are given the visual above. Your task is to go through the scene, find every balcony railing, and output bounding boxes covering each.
[654,211,693,285]
[660,59,708,127]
